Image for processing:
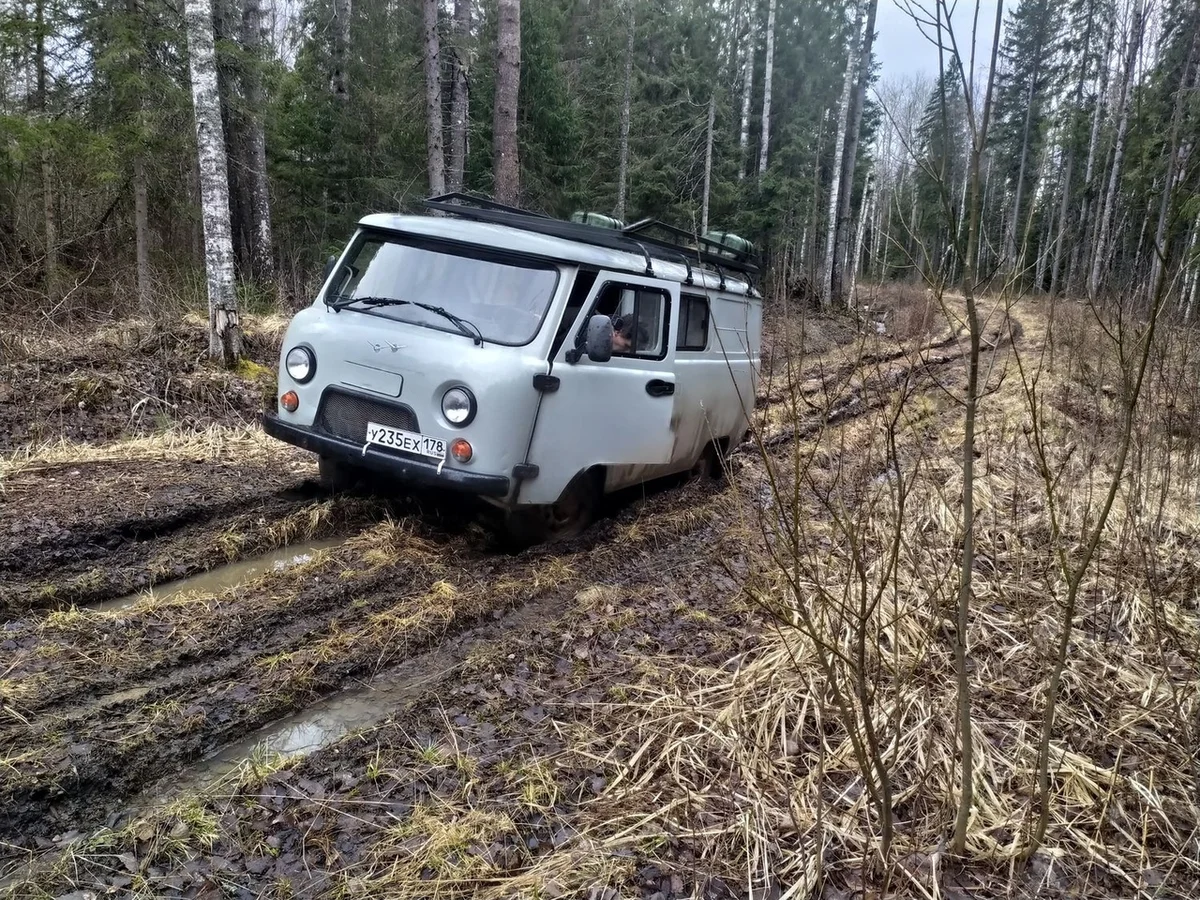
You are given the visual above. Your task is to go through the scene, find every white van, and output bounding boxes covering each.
[263,194,763,544]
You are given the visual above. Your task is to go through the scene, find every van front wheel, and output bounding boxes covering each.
[318,455,364,493]
[502,471,600,548]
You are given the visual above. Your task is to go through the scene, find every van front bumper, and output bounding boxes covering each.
[262,413,511,497]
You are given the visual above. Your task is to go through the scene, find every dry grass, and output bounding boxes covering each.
[441,295,1200,897]
[0,423,299,479]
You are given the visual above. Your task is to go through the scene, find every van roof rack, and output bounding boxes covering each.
[422,191,760,280]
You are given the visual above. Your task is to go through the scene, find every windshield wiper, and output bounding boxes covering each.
[327,293,484,346]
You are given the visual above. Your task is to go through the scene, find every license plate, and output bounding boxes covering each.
[365,421,446,460]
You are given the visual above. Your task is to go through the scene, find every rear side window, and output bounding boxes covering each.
[590,283,670,359]
[678,295,710,351]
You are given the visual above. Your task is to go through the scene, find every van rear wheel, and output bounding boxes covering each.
[690,443,726,483]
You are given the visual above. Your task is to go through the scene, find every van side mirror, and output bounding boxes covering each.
[584,314,614,362]
[322,255,336,281]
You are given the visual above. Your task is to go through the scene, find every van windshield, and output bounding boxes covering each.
[328,235,560,346]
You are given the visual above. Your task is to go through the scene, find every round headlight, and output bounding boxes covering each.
[285,346,315,383]
[442,387,475,426]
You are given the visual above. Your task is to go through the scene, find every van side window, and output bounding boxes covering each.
[591,283,670,359]
[678,294,710,351]
[551,268,598,359]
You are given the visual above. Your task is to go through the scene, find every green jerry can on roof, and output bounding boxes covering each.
[570,211,626,230]
[702,230,755,259]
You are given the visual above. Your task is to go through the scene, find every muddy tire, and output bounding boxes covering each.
[689,442,726,483]
[318,455,364,492]
[501,470,601,549]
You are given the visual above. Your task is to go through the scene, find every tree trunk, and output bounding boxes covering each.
[1088,0,1145,301]
[448,0,471,192]
[126,0,152,313]
[738,3,755,179]
[701,93,715,234]
[185,0,241,366]
[822,2,863,307]
[1071,21,1114,295]
[331,0,351,101]
[35,0,57,304]
[757,0,776,176]
[614,0,635,220]
[493,0,521,206]
[241,0,276,288]
[424,0,446,195]
[1148,26,1198,308]
[849,172,872,307]
[830,0,878,306]
[1004,67,1039,273]
[133,155,151,312]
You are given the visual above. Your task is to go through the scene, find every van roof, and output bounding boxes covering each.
[358,213,761,300]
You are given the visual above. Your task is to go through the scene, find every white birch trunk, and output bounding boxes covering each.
[615,0,635,219]
[424,0,446,195]
[738,4,755,180]
[822,1,863,307]
[1004,70,1039,271]
[849,172,872,307]
[241,0,275,288]
[492,0,521,205]
[448,0,471,192]
[831,0,877,305]
[757,0,776,176]
[1089,0,1145,301]
[701,93,715,234]
[185,0,241,366]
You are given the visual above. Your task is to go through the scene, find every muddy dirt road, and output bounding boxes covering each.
[0,309,991,897]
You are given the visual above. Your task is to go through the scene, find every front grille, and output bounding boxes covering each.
[315,388,419,443]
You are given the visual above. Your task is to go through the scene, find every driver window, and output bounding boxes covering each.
[591,283,669,359]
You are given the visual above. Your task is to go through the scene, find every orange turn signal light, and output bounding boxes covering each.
[280,391,299,412]
[450,438,473,463]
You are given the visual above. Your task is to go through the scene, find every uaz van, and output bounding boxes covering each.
[262,194,763,543]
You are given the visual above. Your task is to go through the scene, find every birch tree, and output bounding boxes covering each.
[448,0,471,192]
[185,0,241,366]
[831,0,878,306]
[738,4,755,179]
[241,0,275,288]
[493,0,521,206]
[1088,0,1146,300]
[823,2,863,308]
[615,0,635,220]
[424,0,446,195]
[757,0,776,176]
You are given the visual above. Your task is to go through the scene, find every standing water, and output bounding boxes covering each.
[92,537,347,613]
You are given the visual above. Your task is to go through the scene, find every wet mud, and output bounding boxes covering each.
[0,311,982,897]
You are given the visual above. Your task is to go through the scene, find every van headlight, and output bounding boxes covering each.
[442,387,476,426]
[285,346,315,383]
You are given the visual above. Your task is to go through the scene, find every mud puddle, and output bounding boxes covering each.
[92,537,348,613]
[136,593,565,805]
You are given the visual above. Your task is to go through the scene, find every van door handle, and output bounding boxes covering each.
[646,379,675,397]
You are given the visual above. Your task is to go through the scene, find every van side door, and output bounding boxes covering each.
[521,271,680,505]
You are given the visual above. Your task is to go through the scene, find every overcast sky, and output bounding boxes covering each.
[873,1,1005,81]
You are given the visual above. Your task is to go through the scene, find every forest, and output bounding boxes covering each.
[2,0,1197,342]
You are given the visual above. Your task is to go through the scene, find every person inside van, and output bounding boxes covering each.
[612,315,634,352]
